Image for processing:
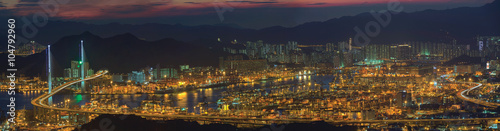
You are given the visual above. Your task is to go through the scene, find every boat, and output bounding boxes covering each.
[199,82,232,89]
[154,89,174,94]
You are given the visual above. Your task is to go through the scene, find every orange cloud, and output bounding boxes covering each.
[1,0,491,19]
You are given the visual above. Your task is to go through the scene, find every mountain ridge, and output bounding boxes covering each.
[0,0,497,48]
[0,32,231,77]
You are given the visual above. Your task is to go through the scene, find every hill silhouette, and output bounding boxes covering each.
[0,0,498,48]
[0,32,231,77]
[78,114,359,131]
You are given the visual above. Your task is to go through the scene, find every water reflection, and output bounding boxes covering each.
[0,75,335,113]
[176,92,187,108]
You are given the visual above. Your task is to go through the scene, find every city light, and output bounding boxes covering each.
[3,2,500,130]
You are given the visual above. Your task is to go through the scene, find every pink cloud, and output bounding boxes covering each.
[2,0,492,19]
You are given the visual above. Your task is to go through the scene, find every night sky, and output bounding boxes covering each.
[0,0,494,28]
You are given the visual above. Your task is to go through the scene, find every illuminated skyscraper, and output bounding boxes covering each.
[65,61,90,78]
[477,36,500,60]
[397,44,411,60]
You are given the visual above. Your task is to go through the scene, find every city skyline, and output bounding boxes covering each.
[1,0,500,130]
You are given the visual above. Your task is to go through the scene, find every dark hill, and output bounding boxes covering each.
[0,0,498,49]
[0,32,230,77]
[78,114,359,131]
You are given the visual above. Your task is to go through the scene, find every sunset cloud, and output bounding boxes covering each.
[0,0,494,28]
